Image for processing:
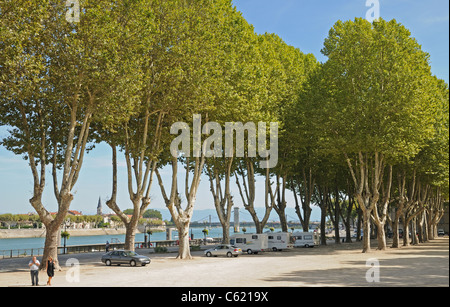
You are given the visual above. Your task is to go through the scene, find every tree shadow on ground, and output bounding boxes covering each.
[263,240,449,287]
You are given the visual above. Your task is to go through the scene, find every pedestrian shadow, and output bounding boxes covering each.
[8,284,44,287]
[0,268,28,273]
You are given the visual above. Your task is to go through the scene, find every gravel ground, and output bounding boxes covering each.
[0,237,448,287]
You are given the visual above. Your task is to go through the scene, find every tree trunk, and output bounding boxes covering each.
[273,174,288,233]
[330,186,341,244]
[177,221,192,260]
[254,219,263,234]
[376,223,387,250]
[222,223,230,244]
[41,223,60,271]
[373,165,392,251]
[155,152,205,261]
[361,209,372,253]
[292,168,315,232]
[317,185,329,246]
[342,187,354,243]
[278,211,288,233]
[125,221,138,251]
[235,160,272,234]
[345,152,384,253]
[207,157,234,244]
[356,206,362,242]
[403,219,411,246]
[319,202,327,246]
[391,213,401,248]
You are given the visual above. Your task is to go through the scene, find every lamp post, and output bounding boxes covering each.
[61,219,71,254]
[144,224,148,248]
[147,229,153,248]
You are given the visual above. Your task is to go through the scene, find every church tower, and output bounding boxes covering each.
[97,197,102,216]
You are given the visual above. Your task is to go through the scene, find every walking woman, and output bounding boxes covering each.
[46,256,55,286]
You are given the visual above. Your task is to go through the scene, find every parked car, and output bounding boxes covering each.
[438,229,445,237]
[101,250,151,267]
[205,244,242,258]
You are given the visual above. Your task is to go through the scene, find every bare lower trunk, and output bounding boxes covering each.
[222,223,230,244]
[362,210,372,253]
[207,157,234,245]
[356,208,362,242]
[32,194,73,271]
[292,168,315,232]
[253,218,263,234]
[41,223,60,271]
[403,221,410,246]
[278,212,288,233]
[272,174,288,233]
[391,215,401,248]
[177,222,192,260]
[156,153,205,261]
[235,160,272,235]
[373,212,387,251]
[125,222,137,251]
[319,200,327,246]
[376,224,386,250]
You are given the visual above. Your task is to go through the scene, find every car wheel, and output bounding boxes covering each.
[247,249,253,255]
[272,247,278,252]
[130,260,137,267]
[305,244,309,248]
[206,252,212,257]
[105,260,112,266]
[227,252,233,258]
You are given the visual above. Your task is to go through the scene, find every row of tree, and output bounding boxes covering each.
[1,0,448,269]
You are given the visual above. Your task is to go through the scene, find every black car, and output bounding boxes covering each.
[101,250,151,267]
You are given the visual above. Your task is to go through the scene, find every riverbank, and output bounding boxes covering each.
[0,237,448,287]
[0,226,165,239]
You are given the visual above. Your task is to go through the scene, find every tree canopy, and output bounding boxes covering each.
[1,2,448,259]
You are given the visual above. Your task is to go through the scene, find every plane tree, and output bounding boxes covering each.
[0,0,133,267]
[153,0,233,259]
[316,18,437,252]
[262,34,319,232]
[98,0,171,251]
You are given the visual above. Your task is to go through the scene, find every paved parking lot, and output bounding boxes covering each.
[0,238,448,287]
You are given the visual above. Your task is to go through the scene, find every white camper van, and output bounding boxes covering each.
[230,233,268,254]
[266,232,293,251]
[292,232,316,248]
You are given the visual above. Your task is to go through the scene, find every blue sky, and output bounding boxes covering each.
[0,0,448,220]
[234,0,449,82]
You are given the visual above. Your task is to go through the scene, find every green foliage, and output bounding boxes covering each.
[318,18,435,161]
[61,231,70,240]
[0,1,448,256]
[143,209,163,220]
[154,246,168,253]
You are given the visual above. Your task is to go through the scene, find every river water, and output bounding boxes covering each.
[0,226,274,254]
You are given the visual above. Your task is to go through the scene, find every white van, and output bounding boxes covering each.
[292,232,316,248]
[266,232,293,251]
[230,233,268,254]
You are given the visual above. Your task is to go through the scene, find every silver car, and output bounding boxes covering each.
[205,244,242,258]
[101,250,151,267]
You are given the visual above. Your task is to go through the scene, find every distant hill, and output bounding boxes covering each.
[159,207,321,224]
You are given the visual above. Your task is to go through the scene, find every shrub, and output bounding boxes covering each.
[154,246,168,253]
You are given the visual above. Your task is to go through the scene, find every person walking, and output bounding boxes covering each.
[106,240,110,252]
[45,256,55,286]
[28,256,40,286]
